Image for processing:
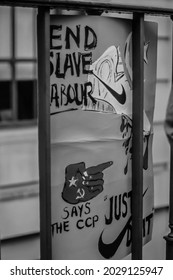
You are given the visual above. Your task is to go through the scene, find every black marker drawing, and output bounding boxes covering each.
[62,161,113,205]
[124,32,149,87]
[120,114,132,175]
[98,188,151,259]
[86,45,130,114]
[120,114,150,174]
[91,70,126,105]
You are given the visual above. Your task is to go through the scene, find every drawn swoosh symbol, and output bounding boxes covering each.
[98,216,132,259]
[98,188,148,259]
[91,70,126,105]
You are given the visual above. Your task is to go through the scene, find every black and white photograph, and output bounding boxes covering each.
[0,1,173,272]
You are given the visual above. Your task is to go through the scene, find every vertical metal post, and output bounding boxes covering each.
[37,7,52,259]
[11,7,18,120]
[164,18,173,259]
[164,146,173,259]
[132,13,144,260]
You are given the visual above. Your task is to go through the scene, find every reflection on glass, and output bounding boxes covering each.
[15,7,36,58]
[0,6,11,58]
[0,63,11,80]
[17,80,36,120]
[0,81,12,122]
[16,63,36,80]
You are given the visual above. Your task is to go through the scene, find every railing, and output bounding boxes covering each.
[1,0,173,15]
[0,0,173,260]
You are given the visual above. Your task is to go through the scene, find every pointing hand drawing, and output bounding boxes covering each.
[62,161,113,204]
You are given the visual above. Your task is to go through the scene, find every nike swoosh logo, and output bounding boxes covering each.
[91,71,126,105]
[98,189,148,259]
[98,216,132,259]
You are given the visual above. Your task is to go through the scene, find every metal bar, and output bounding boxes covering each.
[37,6,52,259]
[32,8,38,119]
[131,12,144,260]
[1,0,173,16]
[164,146,173,259]
[164,19,173,260]
[11,7,18,120]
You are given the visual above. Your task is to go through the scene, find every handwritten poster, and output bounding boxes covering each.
[50,15,157,259]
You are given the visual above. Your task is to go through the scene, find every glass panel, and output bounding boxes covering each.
[15,7,36,58]
[16,63,36,80]
[0,81,12,122]
[17,80,36,120]
[0,81,11,109]
[0,7,11,58]
[0,63,11,80]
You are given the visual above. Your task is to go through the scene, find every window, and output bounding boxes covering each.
[0,6,37,125]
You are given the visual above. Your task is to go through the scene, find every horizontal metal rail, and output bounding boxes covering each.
[0,0,173,15]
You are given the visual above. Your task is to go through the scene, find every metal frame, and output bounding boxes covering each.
[0,0,173,260]
[164,20,173,259]
[164,146,173,259]
[37,7,51,259]
[1,0,173,15]
[132,13,144,259]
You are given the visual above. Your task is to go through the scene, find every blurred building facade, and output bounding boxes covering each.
[0,1,172,259]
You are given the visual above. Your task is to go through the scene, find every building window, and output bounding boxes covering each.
[0,6,37,125]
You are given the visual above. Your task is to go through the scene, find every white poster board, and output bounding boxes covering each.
[50,15,157,259]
